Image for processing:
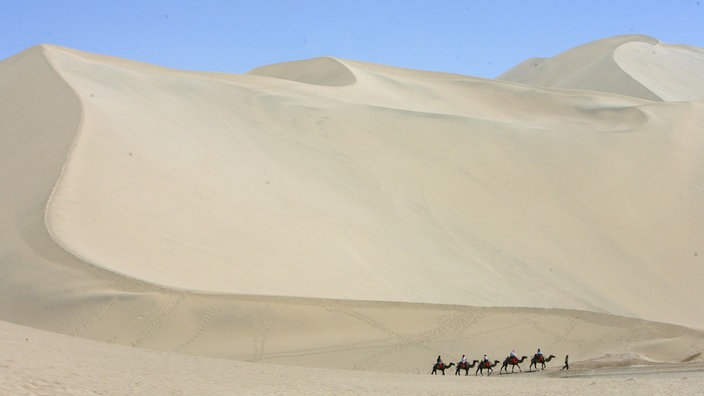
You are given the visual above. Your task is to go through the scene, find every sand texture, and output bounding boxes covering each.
[1,34,703,394]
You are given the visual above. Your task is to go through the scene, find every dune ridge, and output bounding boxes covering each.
[614,41,704,101]
[1,36,703,394]
[499,34,704,102]
[249,56,357,86]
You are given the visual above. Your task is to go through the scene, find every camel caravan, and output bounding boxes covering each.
[431,349,564,376]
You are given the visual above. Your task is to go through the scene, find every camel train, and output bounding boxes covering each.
[432,351,557,376]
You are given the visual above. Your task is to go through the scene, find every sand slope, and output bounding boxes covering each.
[1,36,704,391]
[499,34,704,102]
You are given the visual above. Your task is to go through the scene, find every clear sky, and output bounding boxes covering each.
[2,1,703,78]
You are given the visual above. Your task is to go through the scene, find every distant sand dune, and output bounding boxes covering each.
[614,41,704,101]
[499,34,704,102]
[1,35,703,394]
[249,56,357,86]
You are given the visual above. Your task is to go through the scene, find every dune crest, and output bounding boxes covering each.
[614,41,704,101]
[249,56,357,86]
[499,34,704,102]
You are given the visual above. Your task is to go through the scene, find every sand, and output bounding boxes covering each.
[2,319,703,395]
[1,34,703,394]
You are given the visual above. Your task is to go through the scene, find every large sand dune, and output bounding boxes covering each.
[1,35,703,394]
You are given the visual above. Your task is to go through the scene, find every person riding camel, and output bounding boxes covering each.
[437,355,443,367]
[459,354,467,366]
[509,349,517,363]
[482,354,489,367]
[536,348,544,362]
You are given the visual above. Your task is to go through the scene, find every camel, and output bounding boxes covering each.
[431,362,455,375]
[475,360,500,376]
[500,355,528,374]
[455,360,479,376]
[529,354,556,371]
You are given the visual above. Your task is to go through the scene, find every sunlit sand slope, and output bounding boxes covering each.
[0,36,703,377]
[499,34,704,102]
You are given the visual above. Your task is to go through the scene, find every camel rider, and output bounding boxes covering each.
[483,354,489,363]
[509,349,517,358]
[459,354,467,365]
[536,348,544,360]
[437,355,443,365]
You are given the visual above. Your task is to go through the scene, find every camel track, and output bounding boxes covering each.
[67,294,120,337]
[129,292,186,347]
[174,304,218,353]
[249,304,273,361]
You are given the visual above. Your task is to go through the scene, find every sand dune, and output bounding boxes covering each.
[1,35,704,394]
[499,34,704,102]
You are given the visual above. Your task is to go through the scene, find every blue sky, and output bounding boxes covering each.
[3,1,703,78]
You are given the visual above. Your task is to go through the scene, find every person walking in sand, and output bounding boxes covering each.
[561,354,569,370]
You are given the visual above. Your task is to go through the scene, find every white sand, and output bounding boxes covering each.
[1,34,703,394]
